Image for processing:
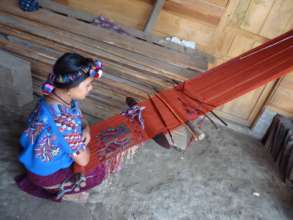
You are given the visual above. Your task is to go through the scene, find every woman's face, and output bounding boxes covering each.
[69,77,94,100]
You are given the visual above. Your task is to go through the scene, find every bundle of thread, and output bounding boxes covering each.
[92,16,130,36]
[19,0,39,12]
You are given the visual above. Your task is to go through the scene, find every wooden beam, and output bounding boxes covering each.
[163,1,224,25]
[144,0,165,34]
[38,0,210,65]
[38,0,92,21]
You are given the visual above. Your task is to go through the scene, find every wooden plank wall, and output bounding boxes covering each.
[210,0,293,63]
[209,0,293,127]
[56,0,229,52]
[266,73,293,117]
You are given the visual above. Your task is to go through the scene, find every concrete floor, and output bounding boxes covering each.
[0,102,293,220]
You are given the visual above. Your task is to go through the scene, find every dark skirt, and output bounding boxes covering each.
[15,164,106,202]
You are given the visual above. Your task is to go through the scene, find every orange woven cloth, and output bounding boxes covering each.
[75,30,293,175]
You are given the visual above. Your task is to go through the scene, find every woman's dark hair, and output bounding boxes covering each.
[53,52,93,89]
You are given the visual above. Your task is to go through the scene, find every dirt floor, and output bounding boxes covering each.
[0,101,293,220]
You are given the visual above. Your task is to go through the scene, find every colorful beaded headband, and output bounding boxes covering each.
[42,59,103,95]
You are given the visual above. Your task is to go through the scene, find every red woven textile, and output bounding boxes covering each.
[75,30,293,174]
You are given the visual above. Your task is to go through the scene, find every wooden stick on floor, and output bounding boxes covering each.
[152,89,199,140]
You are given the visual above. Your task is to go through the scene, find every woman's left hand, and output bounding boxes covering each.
[82,125,91,146]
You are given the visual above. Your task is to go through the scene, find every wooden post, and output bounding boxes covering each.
[144,0,165,34]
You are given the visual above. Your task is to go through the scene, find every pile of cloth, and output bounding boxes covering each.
[263,114,293,186]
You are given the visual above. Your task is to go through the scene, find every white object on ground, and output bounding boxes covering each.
[253,192,260,197]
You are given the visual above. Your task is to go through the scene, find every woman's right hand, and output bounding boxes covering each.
[73,147,90,167]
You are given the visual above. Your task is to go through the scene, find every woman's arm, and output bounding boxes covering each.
[81,118,91,146]
[72,117,91,167]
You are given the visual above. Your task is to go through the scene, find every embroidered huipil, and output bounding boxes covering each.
[19,98,86,176]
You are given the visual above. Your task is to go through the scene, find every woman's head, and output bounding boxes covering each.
[42,53,103,100]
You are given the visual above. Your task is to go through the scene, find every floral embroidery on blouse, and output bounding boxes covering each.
[24,104,61,162]
[24,121,45,144]
[24,105,45,144]
[34,128,60,162]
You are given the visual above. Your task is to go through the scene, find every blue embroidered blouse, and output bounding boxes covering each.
[19,97,86,176]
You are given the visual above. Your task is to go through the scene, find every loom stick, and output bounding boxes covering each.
[152,88,199,140]
[148,94,174,149]
[173,80,227,127]
[182,90,227,126]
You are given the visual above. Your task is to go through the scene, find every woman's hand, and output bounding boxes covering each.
[73,147,90,167]
[82,125,91,146]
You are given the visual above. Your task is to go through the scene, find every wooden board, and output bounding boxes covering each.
[0,0,207,71]
[48,0,211,60]
[155,9,216,49]
[67,0,152,30]
[260,0,293,38]
[57,0,219,51]
[0,12,200,83]
[266,72,293,116]
[240,0,275,34]
[164,0,226,25]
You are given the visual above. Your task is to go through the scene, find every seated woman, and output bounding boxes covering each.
[16,52,105,202]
